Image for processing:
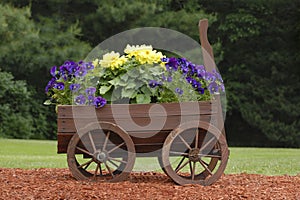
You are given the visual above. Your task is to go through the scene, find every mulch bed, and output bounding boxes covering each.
[0,168,299,199]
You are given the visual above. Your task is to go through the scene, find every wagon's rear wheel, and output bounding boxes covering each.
[161,121,229,186]
[67,122,136,182]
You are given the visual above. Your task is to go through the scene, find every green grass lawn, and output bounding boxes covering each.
[0,139,299,175]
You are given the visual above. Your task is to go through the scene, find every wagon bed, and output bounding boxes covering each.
[57,101,218,155]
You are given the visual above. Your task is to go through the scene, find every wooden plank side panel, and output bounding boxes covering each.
[57,114,214,133]
[57,130,171,154]
[57,101,217,119]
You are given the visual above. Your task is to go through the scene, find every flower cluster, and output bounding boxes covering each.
[94,44,165,70]
[149,57,224,102]
[124,44,165,65]
[45,60,106,108]
[45,44,225,108]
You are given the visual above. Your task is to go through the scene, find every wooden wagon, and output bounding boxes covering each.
[57,19,229,186]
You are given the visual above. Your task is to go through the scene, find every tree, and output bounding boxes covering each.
[0,70,33,138]
[0,4,92,139]
[199,0,300,147]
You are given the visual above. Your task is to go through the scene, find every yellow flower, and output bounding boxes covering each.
[124,44,165,65]
[110,55,127,70]
[99,51,127,70]
[124,44,153,55]
[92,59,99,67]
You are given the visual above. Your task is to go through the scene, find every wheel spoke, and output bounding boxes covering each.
[169,151,189,156]
[84,161,92,170]
[88,132,97,153]
[200,159,209,167]
[108,159,119,168]
[77,159,93,169]
[107,142,125,154]
[99,163,103,176]
[76,146,93,156]
[199,153,221,158]
[102,131,110,151]
[189,161,193,177]
[105,163,114,178]
[199,159,213,175]
[192,161,196,180]
[175,159,190,173]
[108,157,128,164]
[178,135,192,151]
[195,128,199,149]
[175,156,186,172]
[200,136,216,153]
[93,163,99,179]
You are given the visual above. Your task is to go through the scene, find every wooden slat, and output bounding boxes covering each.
[57,115,213,133]
[57,130,171,154]
[57,101,217,119]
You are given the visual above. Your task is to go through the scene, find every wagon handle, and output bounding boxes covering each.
[198,19,216,72]
[199,19,226,138]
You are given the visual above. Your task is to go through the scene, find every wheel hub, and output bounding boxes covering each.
[94,151,108,163]
[189,148,200,162]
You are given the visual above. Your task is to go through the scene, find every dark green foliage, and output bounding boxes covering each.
[1,0,299,147]
[0,71,32,138]
[200,0,300,147]
[0,4,91,139]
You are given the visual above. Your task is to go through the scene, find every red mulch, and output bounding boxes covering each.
[0,168,299,199]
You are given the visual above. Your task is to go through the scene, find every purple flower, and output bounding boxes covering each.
[180,65,189,74]
[161,74,167,81]
[213,70,223,83]
[188,63,196,75]
[198,87,205,94]
[149,80,158,88]
[87,95,94,105]
[83,62,94,70]
[205,72,216,82]
[165,57,178,71]
[192,79,201,89]
[53,82,64,90]
[50,66,57,77]
[68,65,80,75]
[45,78,56,93]
[69,83,81,92]
[167,76,172,82]
[94,96,107,108]
[220,84,225,92]
[175,88,183,95]
[195,65,206,78]
[208,82,219,94]
[85,87,96,95]
[177,58,189,67]
[186,77,193,84]
[75,94,86,105]
[64,60,77,70]
[75,66,87,77]
[161,57,169,62]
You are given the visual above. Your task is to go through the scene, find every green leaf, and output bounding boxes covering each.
[121,74,129,81]
[121,89,135,98]
[99,85,112,94]
[43,99,52,105]
[127,69,139,78]
[136,94,151,104]
[141,86,151,96]
[126,81,136,89]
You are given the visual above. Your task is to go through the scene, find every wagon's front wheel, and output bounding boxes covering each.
[67,122,136,182]
[161,121,229,186]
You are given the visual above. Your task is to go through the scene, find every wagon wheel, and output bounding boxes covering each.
[67,122,136,182]
[161,121,229,186]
